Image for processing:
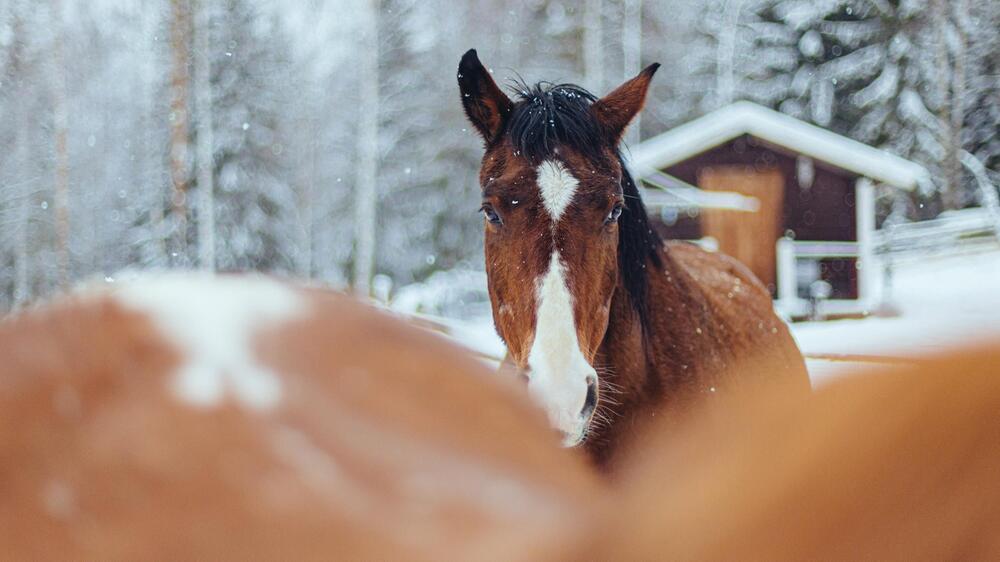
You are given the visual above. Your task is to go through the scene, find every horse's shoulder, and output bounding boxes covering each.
[657,241,807,381]
[660,241,770,303]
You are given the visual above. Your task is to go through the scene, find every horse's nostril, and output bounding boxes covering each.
[581,377,598,419]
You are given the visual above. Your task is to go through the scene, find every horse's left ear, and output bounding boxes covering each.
[591,63,660,143]
[458,49,513,144]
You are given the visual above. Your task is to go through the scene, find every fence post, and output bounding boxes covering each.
[856,178,878,312]
[776,236,798,316]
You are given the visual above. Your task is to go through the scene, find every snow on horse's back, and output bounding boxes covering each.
[0,273,597,560]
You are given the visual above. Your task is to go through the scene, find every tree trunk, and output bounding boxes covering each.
[169,0,192,264]
[583,0,604,91]
[500,3,522,68]
[716,0,745,108]
[11,6,31,307]
[13,120,31,306]
[297,108,318,279]
[948,0,968,209]
[622,0,642,146]
[50,0,70,289]
[353,0,379,297]
[12,78,34,308]
[933,0,961,209]
[140,6,166,265]
[193,0,215,270]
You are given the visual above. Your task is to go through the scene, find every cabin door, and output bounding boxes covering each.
[698,166,784,292]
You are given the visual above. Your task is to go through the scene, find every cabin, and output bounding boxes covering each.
[629,101,930,320]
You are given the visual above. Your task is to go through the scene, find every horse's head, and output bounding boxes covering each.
[458,49,659,446]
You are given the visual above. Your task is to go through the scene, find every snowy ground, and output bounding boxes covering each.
[394,245,1000,386]
[794,245,1000,383]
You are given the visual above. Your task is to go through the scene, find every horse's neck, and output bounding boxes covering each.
[598,273,653,401]
[598,250,701,405]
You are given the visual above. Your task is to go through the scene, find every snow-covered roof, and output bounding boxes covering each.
[630,101,930,190]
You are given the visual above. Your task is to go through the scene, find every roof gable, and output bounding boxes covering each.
[630,101,930,190]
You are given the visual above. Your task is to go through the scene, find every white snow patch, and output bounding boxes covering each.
[794,247,1000,384]
[114,273,306,410]
[798,30,823,58]
[391,269,490,319]
[42,480,76,520]
[389,269,504,363]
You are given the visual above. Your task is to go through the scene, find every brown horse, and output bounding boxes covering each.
[4,275,995,559]
[457,49,808,466]
[580,342,1000,561]
[0,274,598,560]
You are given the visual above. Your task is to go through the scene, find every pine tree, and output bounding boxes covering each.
[735,0,900,132]
[688,0,998,210]
[374,0,474,284]
[634,0,711,132]
[202,0,297,273]
[961,1,1000,186]
[0,0,37,307]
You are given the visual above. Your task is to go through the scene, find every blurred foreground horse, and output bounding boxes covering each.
[0,274,597,560]
[2,274,997,560]
[582,342,1000,560]
[457,49,808,466]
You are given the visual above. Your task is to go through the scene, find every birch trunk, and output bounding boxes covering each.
[583,0,603,91]
[947,0,968,209]
[169,0,192,263]
[13,127,31,307]
[12,8,31,306]
[140,6,166,264]
[297,109,318,279]
[622,0,642,146]
[501,4,522,68]
[716,0,745,108]
[933,0,961,209]
[353,0,379,296]
[50,0,70,288]
[13,119,32,308]
[193,0,215,270]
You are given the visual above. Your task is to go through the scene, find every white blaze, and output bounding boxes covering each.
[528,160,596,446]
[537,160,579,220]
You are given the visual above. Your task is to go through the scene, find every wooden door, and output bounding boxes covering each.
[698,166,784,291]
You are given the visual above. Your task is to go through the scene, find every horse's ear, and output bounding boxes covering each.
[591,63,660,144]
[458,49,513,143]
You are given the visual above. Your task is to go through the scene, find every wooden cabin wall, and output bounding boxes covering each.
[654,135,859,298]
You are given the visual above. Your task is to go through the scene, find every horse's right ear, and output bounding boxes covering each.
[458,49,513,143]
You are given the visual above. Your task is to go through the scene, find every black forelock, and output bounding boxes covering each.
[505,80,604,163]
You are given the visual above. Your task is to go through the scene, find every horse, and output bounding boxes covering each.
[0,273,599,560]
[578,341,1000,560]
[5,275,995,559]
[457,49,809,467]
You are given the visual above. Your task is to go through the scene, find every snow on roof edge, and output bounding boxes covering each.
[630,101,930,190]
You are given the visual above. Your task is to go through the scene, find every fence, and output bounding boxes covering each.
[774,238,866,319]
[775,206,1000,320]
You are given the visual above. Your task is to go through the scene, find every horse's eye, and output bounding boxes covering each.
[606,203,624,225]
[481,204,503,225]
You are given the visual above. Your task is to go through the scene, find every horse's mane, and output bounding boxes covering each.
[506,81,604,162]
[617,158,663,331]
[506,80,663,331]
